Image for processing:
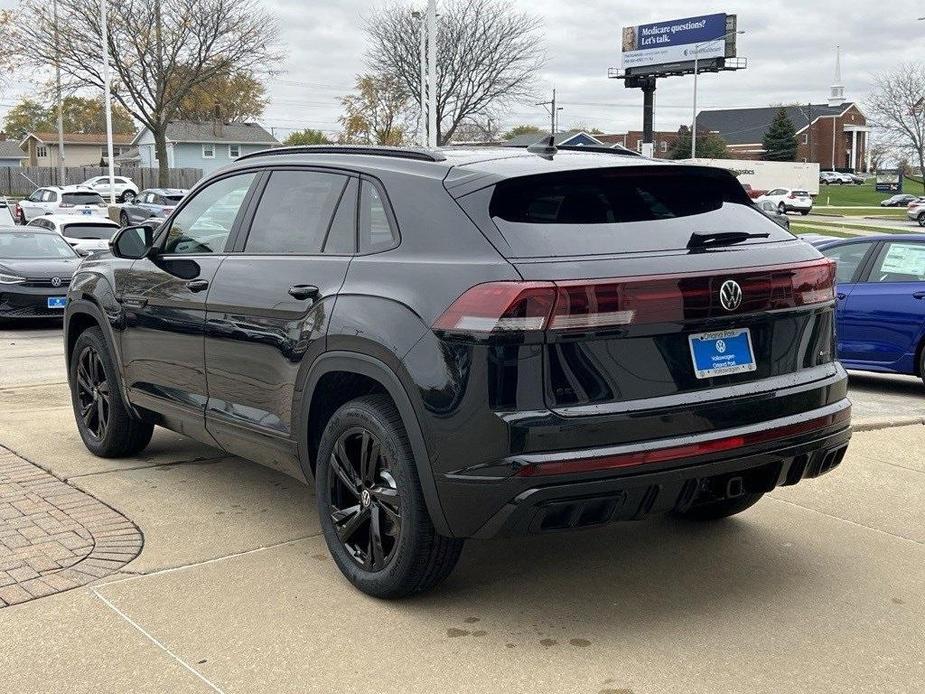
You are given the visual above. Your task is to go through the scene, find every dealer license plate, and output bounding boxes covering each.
[688,328,756,379]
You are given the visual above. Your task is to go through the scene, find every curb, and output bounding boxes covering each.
[852,416,925,433]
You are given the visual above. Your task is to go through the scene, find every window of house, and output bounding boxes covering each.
[802,134,809,145]
[36,145,48,158]
[635,139,642,152]
[228,144,240,158]
[202,144,215,159]
[660,141,668,153]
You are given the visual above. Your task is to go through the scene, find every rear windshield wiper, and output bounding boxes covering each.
[687,231,770,249]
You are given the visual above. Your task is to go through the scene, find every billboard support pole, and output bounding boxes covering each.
[641,78,655,157]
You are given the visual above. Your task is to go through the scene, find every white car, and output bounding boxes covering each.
[0,196,15,226]
[757,188,813,215]
[80,175,138,202]
[16,186,110,224]
[819,171,853,185]
[25,214,120,255]
[906,198,925,227]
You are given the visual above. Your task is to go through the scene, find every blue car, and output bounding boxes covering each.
[815,234,925,384]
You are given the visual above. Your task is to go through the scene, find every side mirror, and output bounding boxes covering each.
[110,225,155,259]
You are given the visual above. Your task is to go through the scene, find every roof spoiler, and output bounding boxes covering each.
[519,138,642,159]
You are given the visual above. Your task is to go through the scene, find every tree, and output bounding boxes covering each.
[504,124,543,140]
[448,117,501,143]
[339,74,414,146]
[669,126,728,159]
[762,108,798,161]
[868,64,925,193]
[365,0,545,145]
[284,129,332,146]
[13,0,282,185]
[3,96,135,139]
[175,70,268,122]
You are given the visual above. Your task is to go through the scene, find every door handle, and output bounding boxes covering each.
[836,292,847,301]
[288,284,319,301]
[186,279,209,293]
[913,291,925,300]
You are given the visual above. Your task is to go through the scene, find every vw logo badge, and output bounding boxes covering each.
[719,280,743,311]
[51,276,62,288]
[361,489,371,508]
[715,339,726,354]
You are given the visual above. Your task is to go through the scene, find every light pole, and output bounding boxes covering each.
[100,0,116,204]
[426,0,437,148]
[692,29,744,159]
[53,0,65,185]
[412,11,426,146]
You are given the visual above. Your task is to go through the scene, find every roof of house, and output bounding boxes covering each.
[502,131,604,147]
[22,132,136,147]
[0,140,26,159]
[132,121,279,146]
[695,102,859,145]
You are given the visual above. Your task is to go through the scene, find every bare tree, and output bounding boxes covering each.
[867,64,925,193]
[13,0,282,185]
[365,0,545,145]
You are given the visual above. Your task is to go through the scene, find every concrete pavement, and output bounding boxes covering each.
[1,321,923,693]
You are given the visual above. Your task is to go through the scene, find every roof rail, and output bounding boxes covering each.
[236,144,447,163]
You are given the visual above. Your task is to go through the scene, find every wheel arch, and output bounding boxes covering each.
[298,351,452,537]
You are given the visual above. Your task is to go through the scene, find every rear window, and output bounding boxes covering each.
[486,168,793,257]
[62,192,105,206]
[62,223,118,240]
[163,194,185,203]
[792,190,810,197]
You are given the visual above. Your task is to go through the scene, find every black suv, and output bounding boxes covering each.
[64,144,851,597]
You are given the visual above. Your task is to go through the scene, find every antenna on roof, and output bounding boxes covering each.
[526,135,557,160]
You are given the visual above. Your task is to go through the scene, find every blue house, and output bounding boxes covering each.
[0,138,27,167]
[502,130,605,148]
[133,121,279,175]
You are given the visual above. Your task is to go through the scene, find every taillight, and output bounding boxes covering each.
[787,193,795,199]
[162,207,175,213]
[433,260,836,338]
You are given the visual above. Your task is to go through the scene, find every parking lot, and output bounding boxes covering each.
[1,320,923,693]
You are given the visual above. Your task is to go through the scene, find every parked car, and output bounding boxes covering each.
[907,198,925,226]
[16,186,109,224]
[0,196,15,226]
[755,199,791,229]
[63,145,851,598]
[740,183,766,199]
[26,215,120,255]
[80,175,138,203]
[0,227,80,320]
[757,188,813,215]
[816,235,925,385]
[819,171,854,185]
[119,188,187,226]
[881,194,917,208]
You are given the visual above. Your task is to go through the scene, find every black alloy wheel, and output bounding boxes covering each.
[74,345,111,441]
[327,427,402,571]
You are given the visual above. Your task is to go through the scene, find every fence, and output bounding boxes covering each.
[0,166,203,197]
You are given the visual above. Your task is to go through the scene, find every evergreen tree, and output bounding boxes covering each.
[762,108,798,161]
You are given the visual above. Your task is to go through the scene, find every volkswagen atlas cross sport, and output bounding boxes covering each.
[64,143,851,598]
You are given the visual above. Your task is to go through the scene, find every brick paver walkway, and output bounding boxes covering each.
[0,446,142,607]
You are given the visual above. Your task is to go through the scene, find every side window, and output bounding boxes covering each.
[359,180,398,253]
[162,173,256,255]
[868,242,925,283]
[44,191,58,202]
[243,170,347,255]
[323,177,358,255]
[28,190,42,202]
[823,242,872,284]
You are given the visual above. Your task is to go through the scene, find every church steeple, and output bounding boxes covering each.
[828,45,845,107]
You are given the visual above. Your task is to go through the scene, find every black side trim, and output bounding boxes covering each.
[299,351,452,536]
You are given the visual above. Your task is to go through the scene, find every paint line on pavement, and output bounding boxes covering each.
[92,587,226,694]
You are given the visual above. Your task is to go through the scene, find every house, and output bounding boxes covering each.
[133,121,280,175]
[502,130,604,148]
[19,132,136,167]
[694,102,870,171]
[0,135,26,167]
[595,131,679,157]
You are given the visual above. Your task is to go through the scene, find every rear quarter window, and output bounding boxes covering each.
[486,167,794,257]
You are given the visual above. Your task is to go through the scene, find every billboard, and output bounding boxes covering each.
[621,14,735,76]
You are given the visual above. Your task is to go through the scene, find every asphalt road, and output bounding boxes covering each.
[1,319,923,693]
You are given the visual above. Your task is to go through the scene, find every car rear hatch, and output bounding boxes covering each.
[450,164,838,422]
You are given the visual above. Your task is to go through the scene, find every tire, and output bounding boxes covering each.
[918,213,925,228]
[800,210,809,216]
[119,211,130,227]
[69,326,153,457]
[121,190,135,203]
[821,180,829,186]
[674,493,765,521]
[315,394,464,598]
[777,203,786,214]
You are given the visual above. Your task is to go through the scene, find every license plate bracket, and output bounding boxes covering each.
[688,328,756,379]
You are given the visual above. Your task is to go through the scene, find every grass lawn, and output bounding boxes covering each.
[815,206,908,218]
[791,224,854,238]
[814,182,890,207]
[792,218,917,235]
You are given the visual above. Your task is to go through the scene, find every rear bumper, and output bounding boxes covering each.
[433,390,851,538]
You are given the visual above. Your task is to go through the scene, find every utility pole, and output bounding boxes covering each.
[426,0,437,148]
[535,89,563,138]
[412,10,426,147]
[100,0,116,204]
[53,0,65,185]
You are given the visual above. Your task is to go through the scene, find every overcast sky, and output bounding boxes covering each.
[1,0,922,138]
